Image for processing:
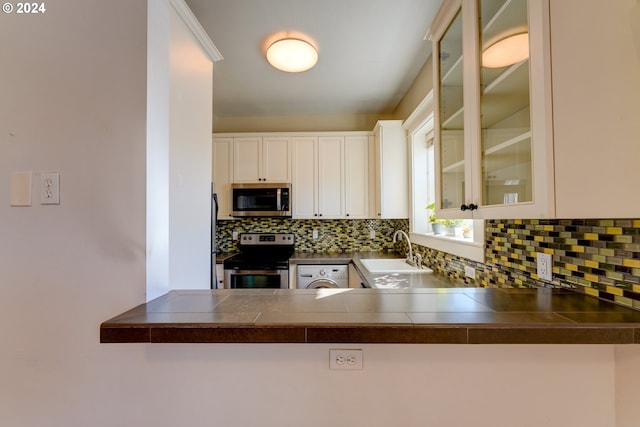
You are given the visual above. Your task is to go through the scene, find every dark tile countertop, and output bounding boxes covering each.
[101,287,640,345]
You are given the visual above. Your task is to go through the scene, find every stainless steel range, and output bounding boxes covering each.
[223,233,295,289]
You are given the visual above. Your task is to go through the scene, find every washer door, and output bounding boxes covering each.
[306,279,339,289]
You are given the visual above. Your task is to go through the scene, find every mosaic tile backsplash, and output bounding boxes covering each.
[216,218,409,253]
[216,217,640,310]
[408,219,640,310]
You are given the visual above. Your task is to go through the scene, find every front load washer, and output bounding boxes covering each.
[296,265,349,289]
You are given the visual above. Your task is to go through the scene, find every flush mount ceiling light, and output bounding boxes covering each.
[482,33,529,68]
[266,38,318,72]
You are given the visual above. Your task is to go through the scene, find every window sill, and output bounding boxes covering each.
[410,232,485,263]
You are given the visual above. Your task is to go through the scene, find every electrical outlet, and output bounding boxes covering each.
[464,266,476,279]
[232,231,238,240]
[312,230,318,239]
[537,253,553,281]
[40,172,60,205]
[329,349,363,370]
[369,230,375,239]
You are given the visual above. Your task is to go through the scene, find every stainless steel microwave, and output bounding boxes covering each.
[231,183,291,217]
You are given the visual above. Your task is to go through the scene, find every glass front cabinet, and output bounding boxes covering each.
[429,0,555,219]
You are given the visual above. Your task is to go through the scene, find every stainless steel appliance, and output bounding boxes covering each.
[211,183,219,289]
[231,183,291,217]
[223,233,295,289]
[297,265,349,289]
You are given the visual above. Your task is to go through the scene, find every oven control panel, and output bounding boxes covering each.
[239,233,295,245]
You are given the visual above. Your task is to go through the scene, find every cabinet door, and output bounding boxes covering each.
[317,137,344,219]
[233,137,262,182]
[344,136,370,219]
[478,0,532,207]
[430,0,554,219]
[262,136,291,182]
[434,6,467,214]
[291,137,317,219]
[374,121,408,219]
[212,137,234,219]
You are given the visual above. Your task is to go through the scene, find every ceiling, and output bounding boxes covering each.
[185,0,443,119]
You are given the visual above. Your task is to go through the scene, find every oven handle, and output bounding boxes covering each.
[225,269,286,275]
[276,188,281,211]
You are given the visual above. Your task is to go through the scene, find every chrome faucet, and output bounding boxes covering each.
[393,230,417,267]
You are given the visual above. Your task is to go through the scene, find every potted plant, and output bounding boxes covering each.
[426,203,444,235]
[462,225,472,238]
[440,219,464,236]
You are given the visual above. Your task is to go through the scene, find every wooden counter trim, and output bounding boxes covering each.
[100,323,640,344]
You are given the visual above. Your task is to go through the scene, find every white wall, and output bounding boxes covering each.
[147,0,172,300]
[147,0,213,300]
[168,4,213,291]
[0,1,633,427]
[615,346,640,427]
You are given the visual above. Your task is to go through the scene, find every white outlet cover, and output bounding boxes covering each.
[40,172,60,205]
[329,349,363,370]
[537,253,553,281]
[464,266,476,279]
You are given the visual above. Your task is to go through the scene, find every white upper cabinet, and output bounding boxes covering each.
[233,136,291,183]
[372,120,409,219]
[212,137,234,219]
[344,135,371,219]
[291,136,345,219]
[262,136,292,182]
[291,134,372,219]
[291,136,318,219]
[317,136,345,219]
[429,0,554,219]
[217,130,398,220]
[550,0,640,218]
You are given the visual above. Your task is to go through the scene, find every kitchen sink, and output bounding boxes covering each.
[360,258,433,274]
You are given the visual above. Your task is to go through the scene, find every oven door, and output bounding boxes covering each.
[224,269,288,289]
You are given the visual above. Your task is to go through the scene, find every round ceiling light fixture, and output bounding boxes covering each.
[266,38,318,72]
[482,33,529,68]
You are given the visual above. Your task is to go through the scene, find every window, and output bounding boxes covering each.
[405,93,484,263]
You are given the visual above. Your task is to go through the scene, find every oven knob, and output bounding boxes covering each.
[319,269,326,276]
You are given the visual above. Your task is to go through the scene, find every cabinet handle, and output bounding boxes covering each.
[314,213,318,217]
[460,203,478,211]
[346,213,350,217]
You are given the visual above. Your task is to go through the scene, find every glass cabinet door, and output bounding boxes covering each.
[479,0,532,206]
[438,10,465,210]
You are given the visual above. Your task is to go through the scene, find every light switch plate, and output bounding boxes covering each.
[10,171,32,206]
